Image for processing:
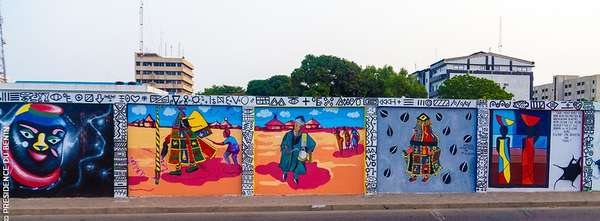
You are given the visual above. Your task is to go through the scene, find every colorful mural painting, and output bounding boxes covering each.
[548,111,582,191]
[592,111,600,191]
[0,103,114,197]
[489,110,552,189]
[127,105,243,196]
[253,107,365,195]
[376,108,477,192]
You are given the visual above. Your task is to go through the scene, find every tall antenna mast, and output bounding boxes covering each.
[498,16,503,53]
[138,0,144,55]
[0,0,7,83]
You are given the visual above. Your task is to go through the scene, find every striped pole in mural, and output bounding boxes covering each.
[154,105,161,184]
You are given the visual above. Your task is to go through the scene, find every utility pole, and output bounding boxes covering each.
[0,0,8,83]
[498,16,503,53]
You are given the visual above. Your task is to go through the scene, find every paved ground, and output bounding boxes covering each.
[9,192,600,216]
[12,207,600,221]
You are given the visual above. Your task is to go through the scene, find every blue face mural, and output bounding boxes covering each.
[376,108,477,193]
[1,103,114,197]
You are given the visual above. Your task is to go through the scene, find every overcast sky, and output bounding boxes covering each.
[4,0,600,91]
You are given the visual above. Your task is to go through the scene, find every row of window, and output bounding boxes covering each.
[448,64,531,72]
[136,79,192,87]
[136,62,186,68]
[565,80,596,88]
[165,88,189,93]
[138,70,183,76]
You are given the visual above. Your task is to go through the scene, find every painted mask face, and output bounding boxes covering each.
[9,104,68,188]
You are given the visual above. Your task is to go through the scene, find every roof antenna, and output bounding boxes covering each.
[498,16,503,53]
[178,42,181,57]
[138,0,144,55]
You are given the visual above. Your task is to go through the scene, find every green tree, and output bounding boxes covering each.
[437,74,513,99]
[247,75,294,96]
[290,55,362,96]
[358,65,427,98]
[199,85,246,95]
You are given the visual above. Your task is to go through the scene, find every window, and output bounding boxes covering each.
[166,62,177,67]
[582,90,585,94]
[135,62,141,66]
[153,62,165,67]
[582,82,585,86]
[154,71,165,75]
[143,62,152,66]
[177,63,182,67]
[143,70,152,75]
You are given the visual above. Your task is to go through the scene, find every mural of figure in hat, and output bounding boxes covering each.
[161,108,217,175]
[279,116,316,184]
[403,113,442,182]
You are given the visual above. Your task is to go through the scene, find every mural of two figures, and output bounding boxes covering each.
[127,105,242,196]
[0,103,114,197]
[490,110,582,191]
[377,108,477,192]
[254,107,365,195]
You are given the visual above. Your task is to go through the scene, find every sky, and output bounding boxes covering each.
[4,0,600,91]
[254,107,364,128]
[128,104,242,126]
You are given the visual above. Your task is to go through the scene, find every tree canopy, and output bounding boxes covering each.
[198,54,429,98]
[359,65,427,98]
[290,55,362,97]
[246,75,294,96]
[199,85,246,95]
[436,74,514,99]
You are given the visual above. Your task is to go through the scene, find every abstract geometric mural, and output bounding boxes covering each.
[489,110,551,189]
[377,108,477,192]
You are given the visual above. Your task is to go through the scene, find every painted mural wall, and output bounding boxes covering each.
[488,110,582,191]
[127,105,243,196]
[0,103,114,197]
[0,92,594,197]
[253,107,365,195]
[590,111,600,191]
[376,108,478,192]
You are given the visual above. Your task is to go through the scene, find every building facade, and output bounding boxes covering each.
[532,74,600,101]
[134,53,194,94]
[411,52,535,100]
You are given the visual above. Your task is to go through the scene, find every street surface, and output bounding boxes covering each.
[13,206,600,221]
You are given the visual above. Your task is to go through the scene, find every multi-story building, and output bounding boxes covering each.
[134,53,194,94]
[532,75,600,101]
[411,51,535,100]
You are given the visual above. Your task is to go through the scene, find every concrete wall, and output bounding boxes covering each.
[1,91,598,197]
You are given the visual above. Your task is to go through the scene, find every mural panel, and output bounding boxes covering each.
[489,110,551,189]
[127,105,242,196]
[592,111,600,191]
[253,107,365,195]
[0,103,114,197]
[488,110,583,191]
[549,111,582,191]
[376,108,477,192]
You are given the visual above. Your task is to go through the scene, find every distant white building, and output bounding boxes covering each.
[0,81,167,95]
[411,51,535,100]
[533,74,600,101]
